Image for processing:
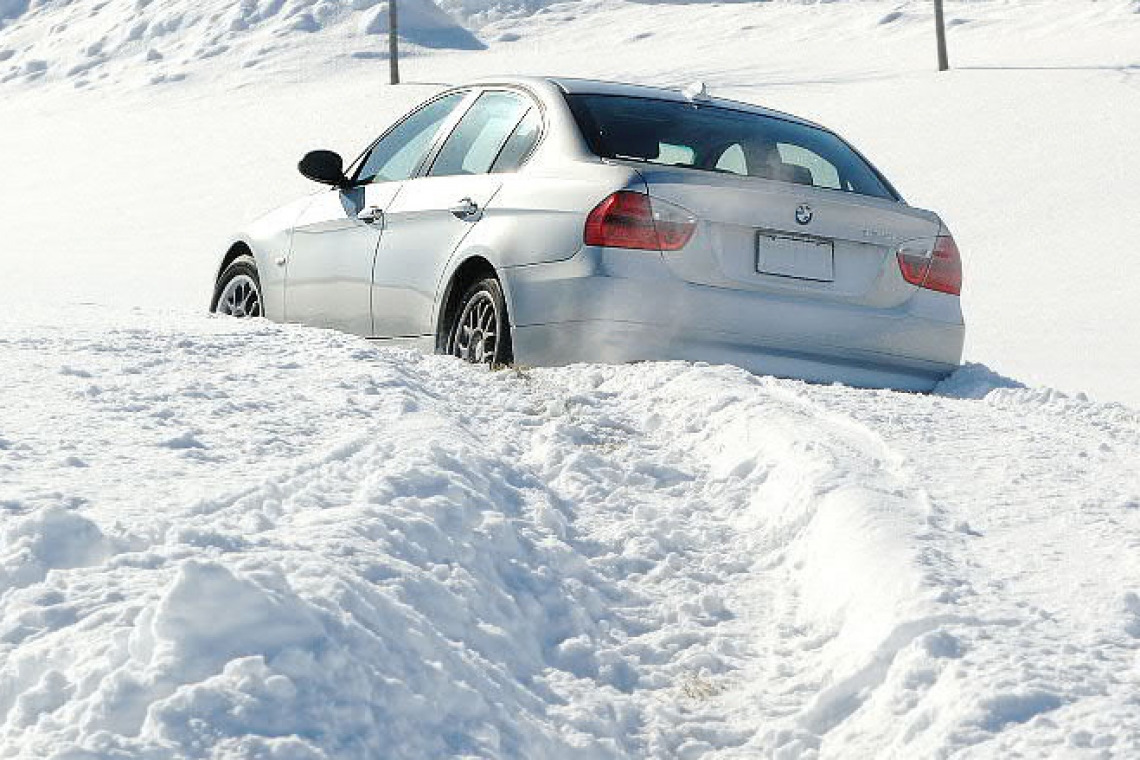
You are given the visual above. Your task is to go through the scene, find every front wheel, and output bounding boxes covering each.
[212,254,263,318]
[447,277,513,366]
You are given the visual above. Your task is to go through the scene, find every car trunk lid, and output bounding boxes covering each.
[634,165,944,308]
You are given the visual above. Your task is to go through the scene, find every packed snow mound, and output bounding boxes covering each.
[0,0,483,88]
[1,306,1139,757]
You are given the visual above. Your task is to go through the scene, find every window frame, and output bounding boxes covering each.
[346,89,474,186]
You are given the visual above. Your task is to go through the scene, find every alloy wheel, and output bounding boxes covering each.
[451,290,501,365]
[216,274,262,318]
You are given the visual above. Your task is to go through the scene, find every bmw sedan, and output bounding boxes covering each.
[211,76,964,390]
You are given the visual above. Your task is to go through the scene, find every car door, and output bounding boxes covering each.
[370,89,536,338]
[284,91,467,335]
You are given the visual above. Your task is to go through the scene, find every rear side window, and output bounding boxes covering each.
[491,108,542,173]
[429,91,531,177]
[566,94,896,200]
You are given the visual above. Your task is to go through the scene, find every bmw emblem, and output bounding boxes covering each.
[795,204,813,225]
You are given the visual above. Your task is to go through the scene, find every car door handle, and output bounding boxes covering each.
[357,205,384,224]
[449,198,479,219]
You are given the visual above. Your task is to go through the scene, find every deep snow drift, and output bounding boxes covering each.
[1,307,1138,758]
[3,0,1140,757]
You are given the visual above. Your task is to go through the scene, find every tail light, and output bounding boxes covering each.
[584,191,696,251]
[896,234,962,296]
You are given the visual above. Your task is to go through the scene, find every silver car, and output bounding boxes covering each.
[211,76,964,390]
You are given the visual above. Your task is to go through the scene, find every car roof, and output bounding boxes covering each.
[467,75,824,130]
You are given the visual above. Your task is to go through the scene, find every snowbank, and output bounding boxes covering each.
[1,307,1138,757]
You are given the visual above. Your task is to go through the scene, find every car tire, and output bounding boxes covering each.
[211,254,263,318]
[447,277,513,366]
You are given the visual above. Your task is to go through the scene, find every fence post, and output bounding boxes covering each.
[389,0,400,84]
[934,0,949,71]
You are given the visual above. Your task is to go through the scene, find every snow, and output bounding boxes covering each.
[2,0,1140,757]
[0,0,484,88]
[2,307,1139,757]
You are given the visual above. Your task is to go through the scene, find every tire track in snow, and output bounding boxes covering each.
[547,364,994,756]
[479,362,991,757]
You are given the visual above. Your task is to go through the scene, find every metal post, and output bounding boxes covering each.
[934,0,950,71]
[389,0,400,85]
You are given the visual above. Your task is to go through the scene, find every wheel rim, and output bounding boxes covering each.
[216,274,262,318]
[451,291,500,365]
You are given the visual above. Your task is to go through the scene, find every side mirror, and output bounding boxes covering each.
[298,150,350,188]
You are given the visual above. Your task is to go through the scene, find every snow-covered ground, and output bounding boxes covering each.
[3,1,1140,757]
[2,307,1139,758]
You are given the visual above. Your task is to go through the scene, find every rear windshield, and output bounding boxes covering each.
[566,94,897,200]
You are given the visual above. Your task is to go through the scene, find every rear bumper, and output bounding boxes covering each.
[500,248,964,391]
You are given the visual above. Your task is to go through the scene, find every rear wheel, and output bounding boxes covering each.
[447,277,512,366]
[212,255,263,318]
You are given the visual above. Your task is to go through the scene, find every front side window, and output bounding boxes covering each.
[356,92,466,184]
[429,91,532,177]
[565,94,896,200]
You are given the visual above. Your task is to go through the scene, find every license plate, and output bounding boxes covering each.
[756,231,835,282]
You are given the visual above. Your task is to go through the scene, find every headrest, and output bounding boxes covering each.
[602,126,660,160]
[780,164,814,186]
